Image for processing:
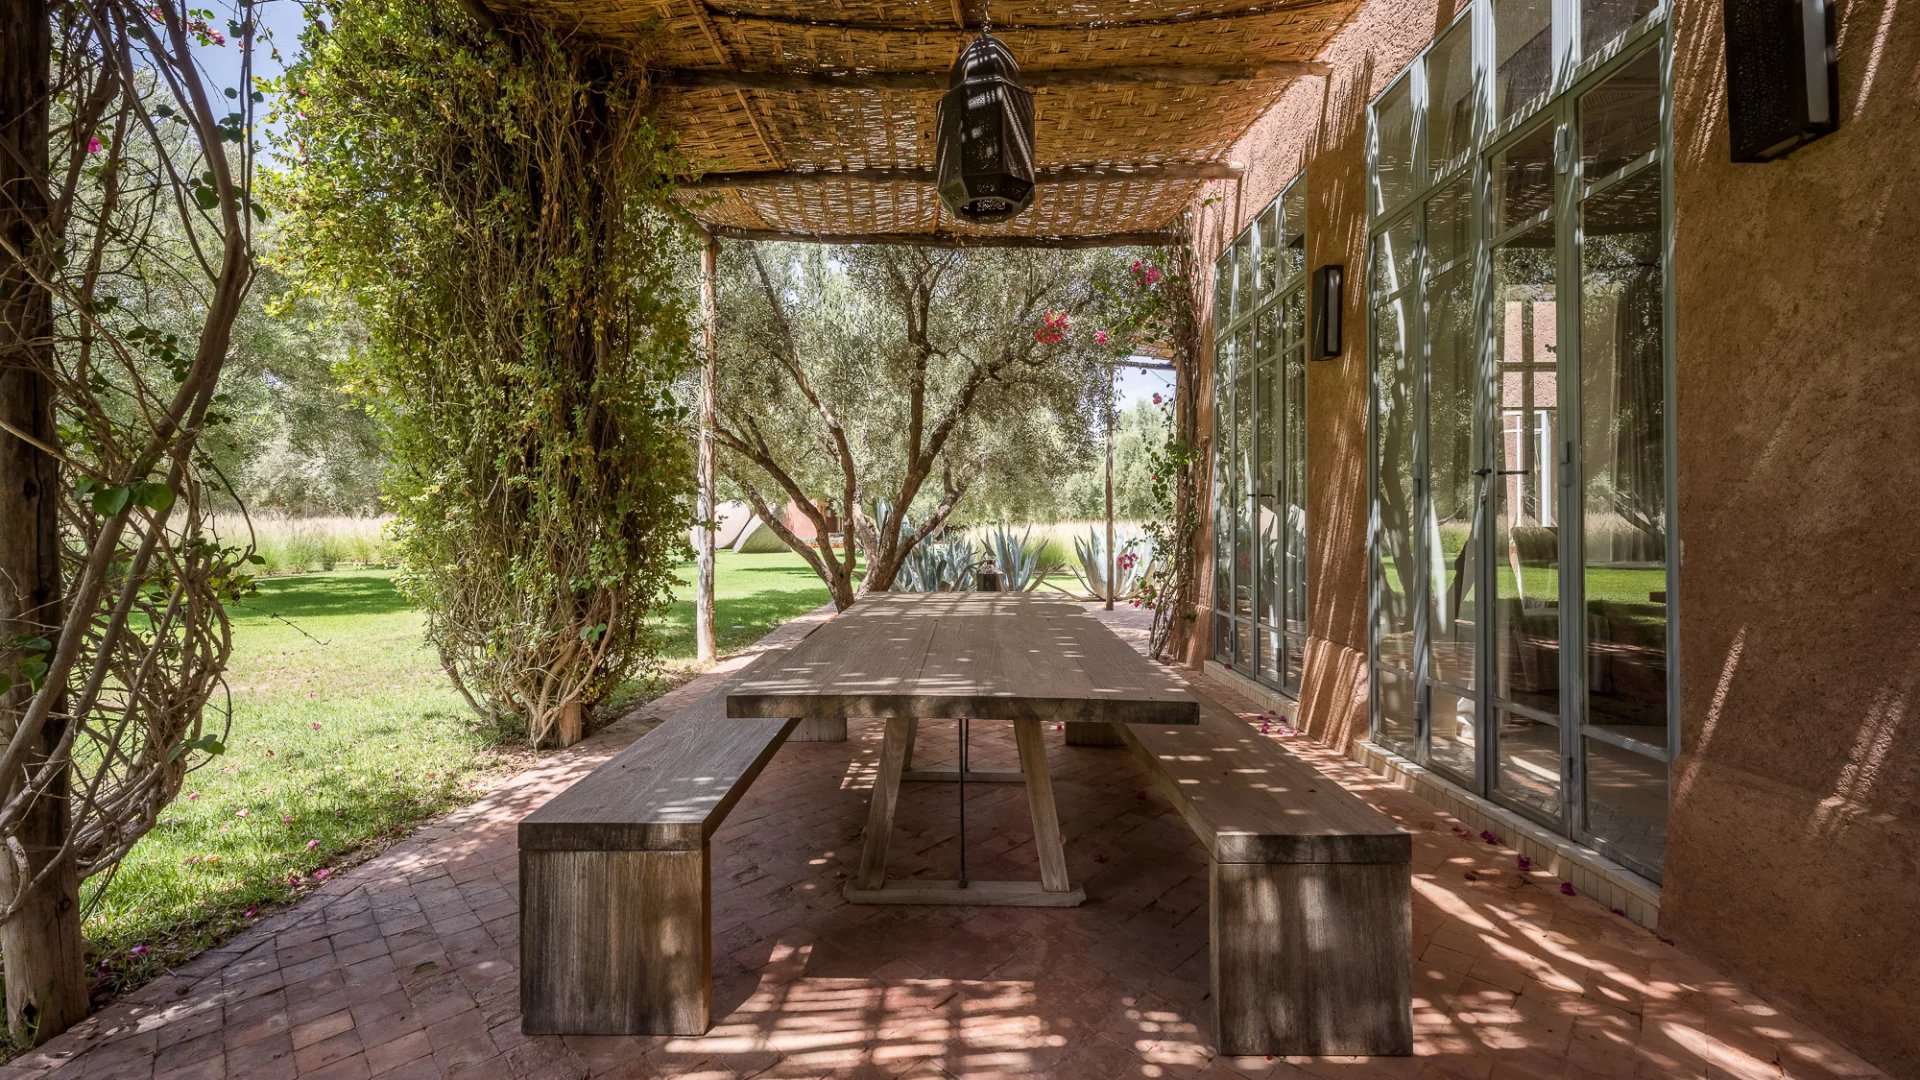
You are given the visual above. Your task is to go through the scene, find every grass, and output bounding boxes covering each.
[210,515,398,576]
[81,549,830,1002]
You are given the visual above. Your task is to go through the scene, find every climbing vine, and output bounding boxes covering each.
[274,0,695,746]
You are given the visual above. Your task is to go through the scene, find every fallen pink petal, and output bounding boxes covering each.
[1560,882,1576,897]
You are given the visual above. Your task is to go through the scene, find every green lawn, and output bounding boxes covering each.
[82,550,829,1000]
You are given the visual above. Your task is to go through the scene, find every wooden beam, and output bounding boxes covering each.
[705,226,1180,250]
[687,162,1242,191]
[656,61,1331,94]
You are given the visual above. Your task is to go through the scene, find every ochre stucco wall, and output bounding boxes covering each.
[1187,0,1464,753]
[1664,2,1920,1072]
[1188,1,1920,1074]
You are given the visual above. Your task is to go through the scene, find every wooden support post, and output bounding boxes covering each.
[0,0,88,1043]
[695,235,719,665]
[1012,719,1073,894]
[1105,367,1117,611]
[520,847,711,1035]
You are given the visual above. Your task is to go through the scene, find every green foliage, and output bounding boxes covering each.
[1055,400,1172,520]
[978,523,1060,592]
[893,538,976,593]
[273,0,695,744]
[1071,525,1156,600]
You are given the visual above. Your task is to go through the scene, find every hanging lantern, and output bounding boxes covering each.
[934,31,1036,224]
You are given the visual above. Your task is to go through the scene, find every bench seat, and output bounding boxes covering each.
[1111,700,1414,1057]
[519,655,798,1036]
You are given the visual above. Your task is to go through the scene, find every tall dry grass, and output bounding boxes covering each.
[211,515,397,575]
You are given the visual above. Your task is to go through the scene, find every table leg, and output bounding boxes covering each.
[1013,719,1072,894]
[856,716,912,891]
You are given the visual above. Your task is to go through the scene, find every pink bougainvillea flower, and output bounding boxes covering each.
[1559,881,1576,896]
[306,838,320,851]
[87,136,102,154]
[281,816,293,825]
[1134,789,1148,802]
[187,791,200,800]
[1516,854,1533,872]
[245,905,259,919]
[1480,830,1499,845]
[1611,907,1627,917]
[128,945,149,958]
[1094,330,1110,346]
[311,722,322,731]
[1151,393,1163,404]
[314,868,332,881]
[235,808,249,818]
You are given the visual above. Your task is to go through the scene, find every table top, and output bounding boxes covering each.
[725,592,1199,725]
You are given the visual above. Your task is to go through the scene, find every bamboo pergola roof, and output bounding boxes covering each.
[487,0,1363,245]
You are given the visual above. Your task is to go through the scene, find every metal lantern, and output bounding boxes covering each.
[934,32,1036,224]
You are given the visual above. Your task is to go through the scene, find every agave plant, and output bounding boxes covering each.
[1071,526,1157,600]
[979,523,1060,592]
[893,535,976,592]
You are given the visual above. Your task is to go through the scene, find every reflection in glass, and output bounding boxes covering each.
[1212,337,1233,662]
[1426,176,1475,271]
[1491,221,1561,820]
[1580,48,1661,180]
[1582,0,1658,55]
[1427,19,1477,174]
[1234,329,1256,649]
[1582,736,1668,873]
[1373,79,1416,213]
[1493,122,1557,233]
[1256,205,1280,292]
[1496,710,1562,820]
[1257,315,1281,631]
[1282,181,1308,282]
[1579,161,1667,871]
[1378,665,1418,757]
[1232,235,1254,323]
[1284,295,1309,644]
[1425,263,1479,780]
[1374,216,1418,298]
[1373,289,1417,670]
[1494,0,1554,121]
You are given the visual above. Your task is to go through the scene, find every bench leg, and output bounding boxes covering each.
[789,715,847,742]
[1211,860,1412,1057]
[520,847,710,1036]
[1064,721,1125,747]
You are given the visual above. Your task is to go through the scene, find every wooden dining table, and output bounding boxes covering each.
[726,591,1199,906]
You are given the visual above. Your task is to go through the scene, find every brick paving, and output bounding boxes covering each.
[3,606,1889,1080]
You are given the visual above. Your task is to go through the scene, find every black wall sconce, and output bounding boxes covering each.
[1724,0,1839,161]
[1311,264,1343,360]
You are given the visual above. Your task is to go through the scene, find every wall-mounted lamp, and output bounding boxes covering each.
[1311,264,1343,360]
[1724,0,1839,161]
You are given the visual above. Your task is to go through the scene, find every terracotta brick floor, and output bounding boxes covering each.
[3,607,1889,1080]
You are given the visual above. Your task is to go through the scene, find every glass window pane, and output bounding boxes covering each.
[1214,258,1230,334]
[1214,611,1232,664]
[1426,262,1480,783]
[1582,0,1658,55]
[1495,0,1555,122]
[1493,121,1558,234]
[1377,665,1418,757]
[1285,319,1309,640]
[1581,737,1668,876]
[1373,216,1417,298]
[1429,686,1479,783]
[1234,329,1256,634]
[1490,220,1560,724]
[1496,710,1562,820]
[1373,290,1417,672]
[1579,164,1668,844]
[1426,18,1477,174]
[1425,175,1475,271]
[1235,618,1255,670]
[1214,334,1235,636]
[1282,180,1308,282]
[1372,78,1416,214]
[1580,48,1662,180]
[1257,205,1280,297]
[1283,634,1306,695]
[1231,235,1254,323]
[1257,315,1282,633]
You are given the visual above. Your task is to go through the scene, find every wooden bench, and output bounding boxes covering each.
[1108,700,1414,1057]
[519,656,797,1036]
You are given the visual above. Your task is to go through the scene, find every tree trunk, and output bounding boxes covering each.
[0,0,89,1042]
